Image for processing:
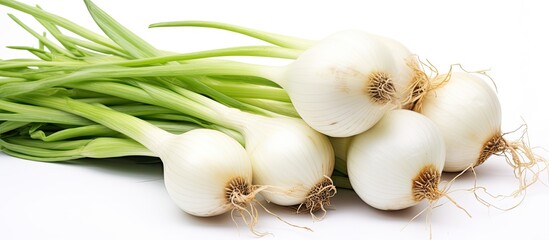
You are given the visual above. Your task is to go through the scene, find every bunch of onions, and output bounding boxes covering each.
[0,0,452,220]
[3,2,547,240]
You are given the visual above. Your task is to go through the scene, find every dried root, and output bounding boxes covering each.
[228,178,316,235]
[297,176,337,221]
[469,125,548,210]
[408,165,471,240]
[366,71,396,105]
[401,57,431,109]
[226,177,268,236]
[489,126,546,196]
[413,164,443,202]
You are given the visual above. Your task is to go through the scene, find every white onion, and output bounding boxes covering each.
[160,129,254,217]
[415,72,545,194]
[280,30,400,137]
[149,22,427,137]
[347,110,445,210]
[416,72,501,172]
[18,96,261,220]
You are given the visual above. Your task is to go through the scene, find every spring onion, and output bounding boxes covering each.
[10,94,265,225]
[152,23,427,137]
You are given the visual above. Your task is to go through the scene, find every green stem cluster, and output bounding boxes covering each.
[0,0,303,162]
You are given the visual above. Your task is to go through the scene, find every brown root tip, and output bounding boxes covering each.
[365,71,396,104]
[412,164,442,202]
[226,176,253,206]
[297,176,337,220]
[408,165,471,240]
[476,133,507,167]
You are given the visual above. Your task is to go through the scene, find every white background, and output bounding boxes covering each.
[1,0,549,239]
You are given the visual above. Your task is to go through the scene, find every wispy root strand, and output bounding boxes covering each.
[232,184,314,235]
[401,56,431,109]
[504,132,548,198]
[469,125,548,210]
[229,185,269,237]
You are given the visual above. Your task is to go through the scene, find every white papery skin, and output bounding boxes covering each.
[157,129,253,217]
[281,30,399,137]
[347,110,445,210]
[225,110,335,206]
[417,72,501,172]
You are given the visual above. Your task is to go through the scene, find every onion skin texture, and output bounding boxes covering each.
[416,72,501,172]
[347,110,445,210]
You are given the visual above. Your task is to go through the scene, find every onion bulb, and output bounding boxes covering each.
[347,110,446,210]
[160,129,255,217]
[280,30,400,137]
[415,72,546,193]
[236,114,336,216]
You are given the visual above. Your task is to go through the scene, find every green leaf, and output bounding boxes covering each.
[6,46,52,61]
[84,0,159,58]
[8,13,76,58]
[0,99,92,125]
[34,5,84,57]
[0,121,28,135]
[150,20,314,50]
[29,124,118,142]
[0,0,122,52]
